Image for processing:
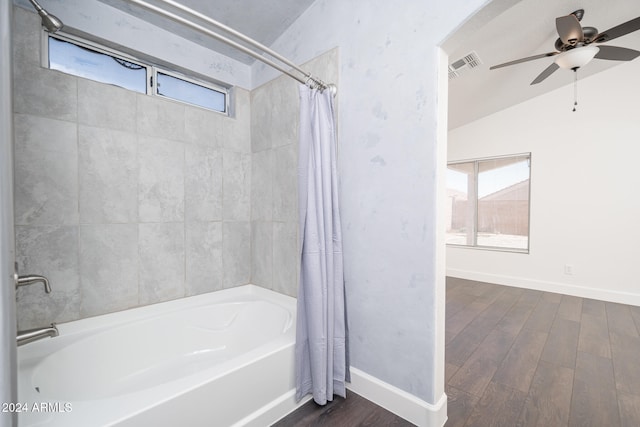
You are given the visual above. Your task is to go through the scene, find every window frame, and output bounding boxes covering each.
[154,68,228,114]
[42,31,229,115]
[446,153,532,254]
[45,32,150,94]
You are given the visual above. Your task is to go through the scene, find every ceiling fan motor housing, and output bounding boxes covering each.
[555,28,600,52]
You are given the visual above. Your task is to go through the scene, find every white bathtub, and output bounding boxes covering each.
[17,285,308,427]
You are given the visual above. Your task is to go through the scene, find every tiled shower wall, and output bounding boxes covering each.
[250,48,339,297]
[13,7,251,329]
[12,4,339,328]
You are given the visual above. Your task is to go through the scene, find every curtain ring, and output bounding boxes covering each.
[305,74,315,88]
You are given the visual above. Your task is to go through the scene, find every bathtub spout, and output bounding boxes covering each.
[17,324,58,346]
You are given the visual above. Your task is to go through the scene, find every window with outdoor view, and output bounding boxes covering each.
[47,33,228,114]
[446,154,530,252]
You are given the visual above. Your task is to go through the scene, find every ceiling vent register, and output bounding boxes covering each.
[448,51,482,79]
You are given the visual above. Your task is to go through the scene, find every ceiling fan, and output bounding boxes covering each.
[490,9,640,85]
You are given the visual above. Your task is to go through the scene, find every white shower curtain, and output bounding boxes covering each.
[295,85,349,405]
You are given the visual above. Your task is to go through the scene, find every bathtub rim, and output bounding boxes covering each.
[30,284,290,335]
[19,284,294,359]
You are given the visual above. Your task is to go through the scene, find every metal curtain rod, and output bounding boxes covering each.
[126,0,336,94]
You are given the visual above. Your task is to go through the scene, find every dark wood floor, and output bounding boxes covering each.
[446,277,640,427]
[275,277,640,426]
[272,391,413,426]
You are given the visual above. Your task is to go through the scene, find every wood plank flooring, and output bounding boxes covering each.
[275,277,640,426]
[272,392,413,426]
[446,277,640,427]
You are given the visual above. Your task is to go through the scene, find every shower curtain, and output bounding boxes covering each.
[295,85,349,405]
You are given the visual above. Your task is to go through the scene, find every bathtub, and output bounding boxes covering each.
[17,285,309,427]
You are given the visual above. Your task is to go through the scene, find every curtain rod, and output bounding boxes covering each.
[126,0,336,95]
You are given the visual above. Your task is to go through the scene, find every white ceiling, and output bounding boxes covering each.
[447,0,640,129]
[94,0,317,64]
[93,0,640,129]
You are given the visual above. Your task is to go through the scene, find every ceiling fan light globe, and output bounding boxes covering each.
[554,45,600,69]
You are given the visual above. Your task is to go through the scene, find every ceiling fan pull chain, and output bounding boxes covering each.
[573,68,578,112]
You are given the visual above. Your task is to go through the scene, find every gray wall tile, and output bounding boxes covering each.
[272,143,298,222]
[12,7,78,122]
[250,87,271,153]
[223,221,250,288]
[185,144,222,221]
[250,76,298,152]
[12,7,40,74]
[138,223,185,304]
[273,221,298,297]
[14,114,78,225]
[78,79,137,132]
[251,149,273,221]
[267,78,298,149]
[15,225,80,329]
[138,135,185,222]
[186,221,223,296]
[79,125,138,224]
[16,289,81,332]
[222,150,251,221]
[12,8,256,325]
[136,93,185,141]
[184,105,224,147]
[13,67,78,122]
[248,50,337,294]
[79,224,138,317]
[249,57,302,293]
[251,221,273,289]
[15,225,80,294]
[224,87,251,153]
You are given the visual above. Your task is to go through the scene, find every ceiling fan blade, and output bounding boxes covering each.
[595,16,640,43]
[556,14,584,45]
[489,52,559,70]
[594,45,640,61]
[530,63,559,85]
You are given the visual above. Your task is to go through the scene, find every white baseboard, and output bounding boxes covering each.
[447,268,640,306]
[238,389,312,427]
[347,368,447,427]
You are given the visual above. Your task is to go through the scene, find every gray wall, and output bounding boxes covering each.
[250,48,339,297]
[1,1,17,425]
[13,7,251,329]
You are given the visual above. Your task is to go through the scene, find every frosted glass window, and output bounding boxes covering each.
[156,72,226,113]
[447,154,530,252]
[48,37,147,93]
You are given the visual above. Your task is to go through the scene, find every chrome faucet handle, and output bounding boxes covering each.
[16,274,52,293]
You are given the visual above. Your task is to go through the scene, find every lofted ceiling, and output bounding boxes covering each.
[447,0,640,129]
[94,0,640,129]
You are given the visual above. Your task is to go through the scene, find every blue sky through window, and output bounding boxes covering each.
[478,160,529,198]
[49,37,147,93]
[447,157,529,198]
[156,72,226,112]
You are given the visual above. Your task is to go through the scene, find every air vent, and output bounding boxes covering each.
[448,51,482,80]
